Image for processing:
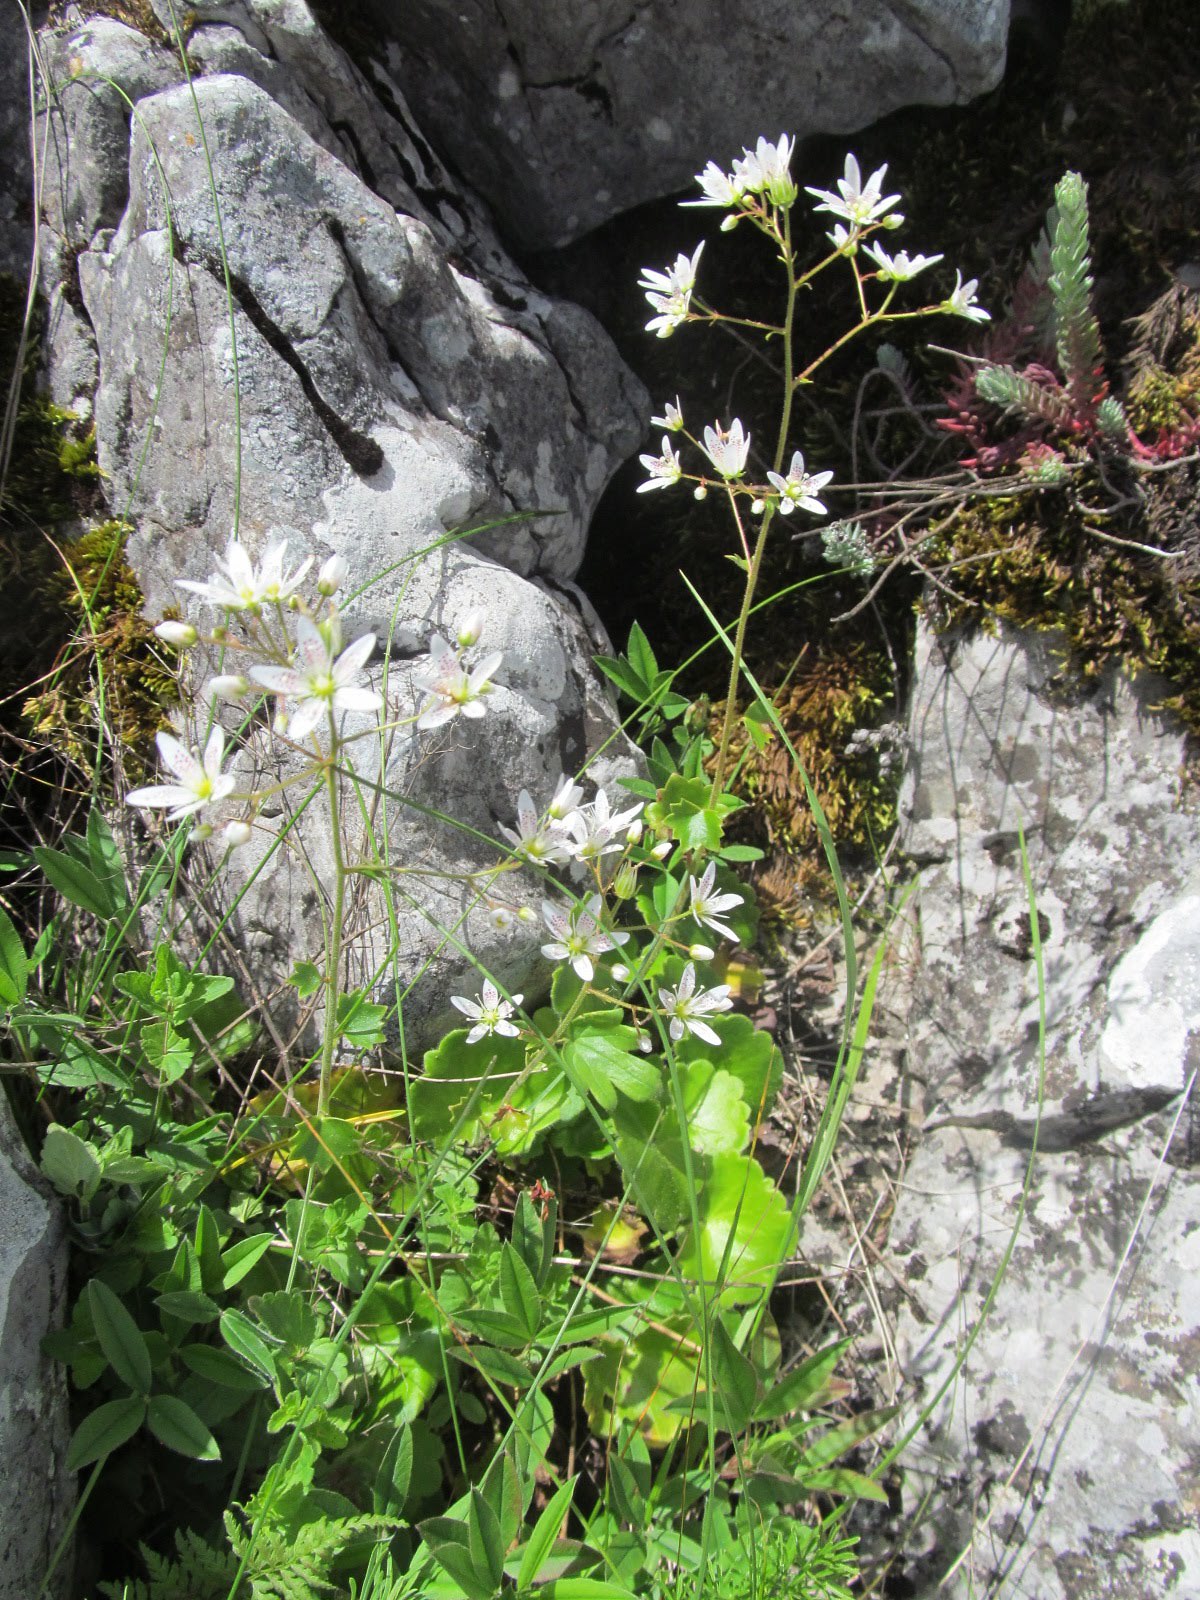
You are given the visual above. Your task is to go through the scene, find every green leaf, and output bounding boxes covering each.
[154,1290,221,1326]
[468,1487,505,1592]
[419,1518,495,1600]
[194,1205,226,1293]
[562,1019,659,1110]
[180,1343,270,1392]
[518,1475,577,1591]
[41,1124,102,1201]
[483,1440,528,1548]
[499,1243,542,1341]
[251,1290,318,1351]
[611,1101,691,1233]
[625,621,658,685]
[412,1028,524,1144]
[454,1306,534,1350]
[718,843,764,863]
[679,1014,782,1124]
[0,906,28,1005]
[335,989,389,1049]
[375,1424,413,1515]
[289,960,322,998]
[86,809,128,909]
[146,1394,220,1460]
[645,774,739,853]
[87,1278,152,1394]
[753,1339,850,1421]
[676,1154,797,1307]
[512,1190,556,1289]
[801,1466,889,1502]
[33,845,115,919]
[219,1308,278,1385]
[681,1061,751,1156]
[448,1343,533,1390]
[139,1018,194,1085]
[220,1233,275,1289]
[594,655,651,705]
[542,1580,637,1599]
[708,1320,758,1432]
[66,1395,146,1470]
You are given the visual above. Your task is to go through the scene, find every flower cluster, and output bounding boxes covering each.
[127,537,505,857]
[496,781,643,874]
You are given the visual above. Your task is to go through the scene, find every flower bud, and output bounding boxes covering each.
[190,822,213,842]
[154,620,197,649]
[319,612,344,657]
[210,673,250,704]
[751,499,766,516]
[636,1030,653,1054]
[223,819,253,849]
[211,625,229,644]
[456,609,485,648]
[317,552,348,595]
[273,707,289,736]
[613,862,638,900]
[611,962,630,983]
[693,485,708,501]
[689,943,715,961]
[651,839,673,860]
[516,905,536,924]
[625,818,643,845]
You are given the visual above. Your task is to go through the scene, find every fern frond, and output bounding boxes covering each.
[1048,171,1105,411]
[975,363,1075,427]
[224,1509,399,1600]
[98,1527,238,1600]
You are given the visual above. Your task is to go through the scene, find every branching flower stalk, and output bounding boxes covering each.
[635,144,989,796]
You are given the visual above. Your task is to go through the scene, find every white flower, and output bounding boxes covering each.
[657,962,733,1046]
[414,634,503,731]
[498,789,575,867]
[209,673,251,704]
[805,155,902,234]
[153,620,197,649]
[450,979,523,1045]
[561,788,644,865]
[639,243,704,338]
[942,270,991,324]
[317,552,348,595]
[125,726,236,822]
[541,894,629,982]
[684,159,745,210]
[733,134,796,205]
[650,396,685,432]
[766,450,834,516]
[487,906,517,933]
[687,861,745,943]
[177,536,313,612]
[455,609,485,648]
[637,436,683,493]
[864,243,943,282]
[547,776,585,821]
[702,418,751,479]
[250,615,381,740]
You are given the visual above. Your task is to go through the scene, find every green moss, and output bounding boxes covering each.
[1,276,173,777]
[926,488,1200,735]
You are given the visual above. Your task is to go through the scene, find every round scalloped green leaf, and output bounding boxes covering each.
[677,1013,783,1122]
[681,1061,750,1155]
[411,1029,525,1144]
[677,1154,797,1307]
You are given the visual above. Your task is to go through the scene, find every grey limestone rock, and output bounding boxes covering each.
[0,1098,70,1600]
[34,2,647,1044]
[353,0,1012,249]
[886,621,1200,1598]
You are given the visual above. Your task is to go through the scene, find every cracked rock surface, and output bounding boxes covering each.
[0,1100,70,1600]
[351,0,1011,249]
[886,622,1200,1598]
[35,3,646,1043]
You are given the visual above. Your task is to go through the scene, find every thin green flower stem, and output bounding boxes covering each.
[318,735,347,1117]
[708,208,798,798]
